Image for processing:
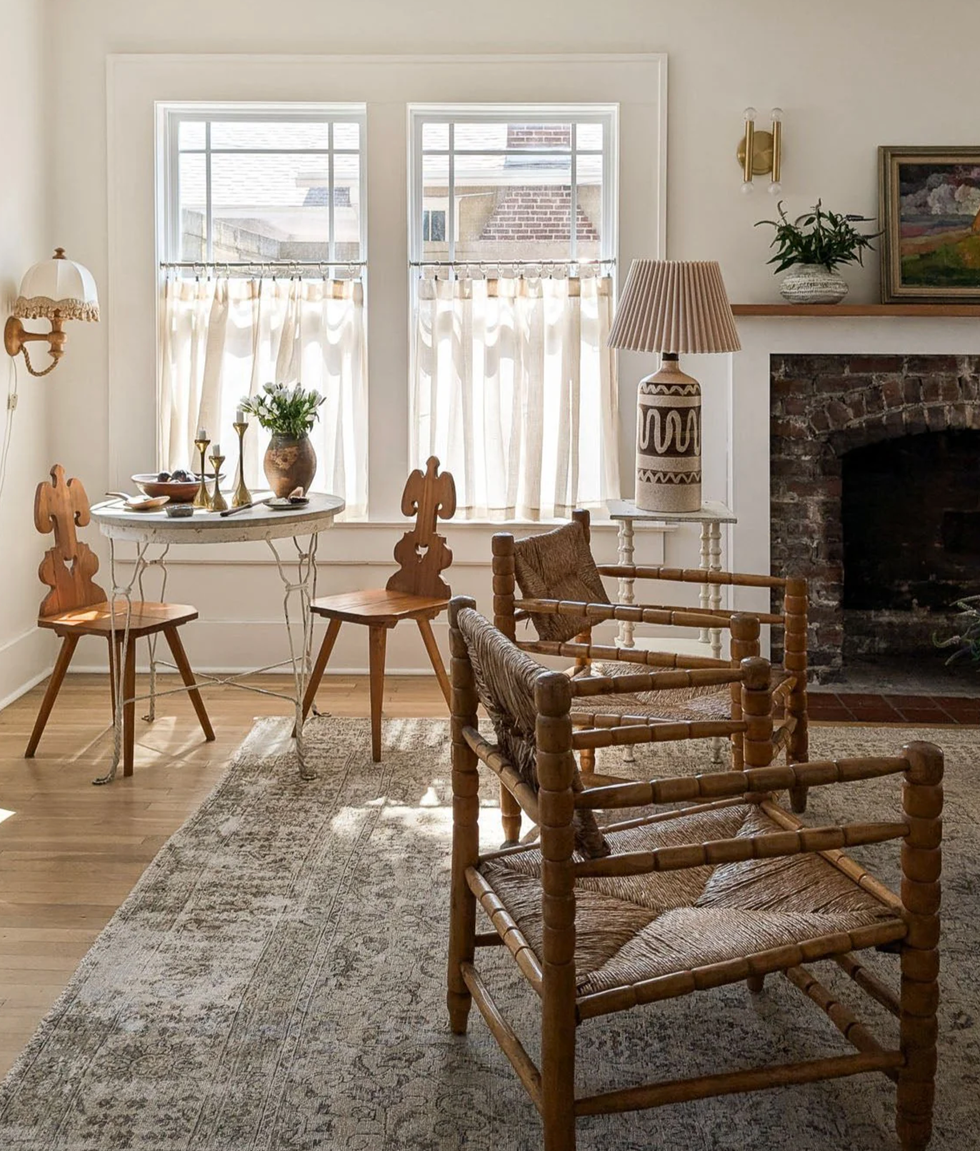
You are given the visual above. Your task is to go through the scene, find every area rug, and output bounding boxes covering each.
[0,719,977,1150]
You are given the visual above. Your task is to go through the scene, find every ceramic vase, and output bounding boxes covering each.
[779,263,848,305]
[264,432,317,497]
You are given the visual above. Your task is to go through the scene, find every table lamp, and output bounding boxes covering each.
[3,248,99,377]
[608,259,740,513]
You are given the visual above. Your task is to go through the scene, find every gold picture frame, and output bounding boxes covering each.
[879,145,980,303]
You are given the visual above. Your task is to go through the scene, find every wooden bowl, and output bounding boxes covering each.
[131,473,204,504]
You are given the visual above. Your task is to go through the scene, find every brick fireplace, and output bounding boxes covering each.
[769,354,980,681]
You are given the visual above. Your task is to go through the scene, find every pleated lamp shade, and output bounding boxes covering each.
[12,248,100,323]
[608,260,740,354]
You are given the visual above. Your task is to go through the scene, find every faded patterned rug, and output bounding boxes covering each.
[0,718,977,1150]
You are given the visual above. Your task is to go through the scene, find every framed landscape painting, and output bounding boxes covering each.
[879,145,980,302]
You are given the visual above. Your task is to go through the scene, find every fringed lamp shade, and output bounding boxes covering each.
[608,260,740,512]
[12,249,100,323]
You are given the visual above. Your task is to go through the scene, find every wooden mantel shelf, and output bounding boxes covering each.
[732,303,980,317]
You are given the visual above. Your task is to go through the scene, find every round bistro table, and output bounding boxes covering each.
[90,493,345,784]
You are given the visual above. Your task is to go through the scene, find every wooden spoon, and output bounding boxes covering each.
[106,490,170,511]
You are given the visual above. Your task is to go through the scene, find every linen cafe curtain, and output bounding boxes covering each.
[159,275,367,518]
[412,271,621,520]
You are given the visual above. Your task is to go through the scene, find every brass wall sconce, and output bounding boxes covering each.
[4,248,100,377]
[737,107,783,195]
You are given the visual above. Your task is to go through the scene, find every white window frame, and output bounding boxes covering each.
[159,103,368,272]
[408,104,619,272]
[109,55,666,526]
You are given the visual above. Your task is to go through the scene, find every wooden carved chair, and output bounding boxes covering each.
[27,464,214,775]
[302,457,456,761]
[448,598,942,1151]
[492,508,810,833]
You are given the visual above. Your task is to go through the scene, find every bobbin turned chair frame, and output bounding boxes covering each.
[447,598,941,1151]
[492,508,810,822]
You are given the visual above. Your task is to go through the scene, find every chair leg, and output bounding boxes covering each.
[25,633,80,757]
[162,626,215,741]
[122,635,137,777]
[500,783,522,847]
[368,626,387,763]
[302,618,342,721]
[416,616,451,706]
[448,605,480,1035]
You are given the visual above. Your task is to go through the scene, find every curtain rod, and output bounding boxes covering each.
[159,260,368,268]
[408,258,616,267]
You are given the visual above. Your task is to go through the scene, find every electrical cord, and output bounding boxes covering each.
[0,354,20,503]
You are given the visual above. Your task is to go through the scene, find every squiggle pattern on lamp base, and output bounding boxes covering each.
[635,359,702,512]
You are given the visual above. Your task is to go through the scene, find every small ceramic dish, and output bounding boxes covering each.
[164,503,195,518]
[107,491,171,512]
[266,496,311,511]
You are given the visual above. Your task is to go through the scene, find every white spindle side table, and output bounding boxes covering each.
[606,499,738,658]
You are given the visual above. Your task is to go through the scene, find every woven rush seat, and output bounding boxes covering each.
[480,803,902,999]
[572,660,796,722]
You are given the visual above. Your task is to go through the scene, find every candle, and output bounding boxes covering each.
[197,427,207,440]
[212,443,220,457]
[235,408,245,424]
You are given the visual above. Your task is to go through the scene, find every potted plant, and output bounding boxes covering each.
[755,201,881,304]
[240,382,326,497]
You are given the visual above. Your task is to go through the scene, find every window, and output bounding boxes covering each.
[158,107,368,518]
[164,110,366,265]
[409,106,620,520]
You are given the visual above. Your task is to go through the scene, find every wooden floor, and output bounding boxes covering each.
[0,671,447,1077]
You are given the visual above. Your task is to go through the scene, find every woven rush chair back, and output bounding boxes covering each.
[509,511,609,643]
[453,603,609,858]
[34,463,107,618]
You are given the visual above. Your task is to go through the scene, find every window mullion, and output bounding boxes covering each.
[447,121,456,268]
[205,120,213,263]
[328,124,336,267]
[570,126,578,264]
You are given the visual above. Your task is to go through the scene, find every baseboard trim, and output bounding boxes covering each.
[0,629,55,711]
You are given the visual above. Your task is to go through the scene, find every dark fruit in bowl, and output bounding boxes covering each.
[132,473,202,503]
[157,470,171,482]
[170,468,196,482]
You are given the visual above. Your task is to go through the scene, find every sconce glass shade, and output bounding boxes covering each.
[12,249,99,323]
[608,260,741,355]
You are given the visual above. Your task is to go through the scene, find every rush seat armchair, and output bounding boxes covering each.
[447,598,942,1151]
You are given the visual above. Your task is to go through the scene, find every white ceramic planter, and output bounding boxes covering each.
[779,264,849,305]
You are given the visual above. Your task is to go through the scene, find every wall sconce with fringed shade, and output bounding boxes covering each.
[4,249,99,377]
[737,107,783,195]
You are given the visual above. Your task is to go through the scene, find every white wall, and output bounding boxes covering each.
[0,0,54,707]
[20,0,980,684]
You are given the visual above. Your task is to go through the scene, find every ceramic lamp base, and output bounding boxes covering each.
[635,355,702,513]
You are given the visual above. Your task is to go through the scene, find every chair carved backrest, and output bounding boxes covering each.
[34,464,106,618]
[386,456,457,599]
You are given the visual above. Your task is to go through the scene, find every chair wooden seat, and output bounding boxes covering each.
[302,457,456,761]
[38,601,199,638]
[26,465,214,776]
[310,588,449,626]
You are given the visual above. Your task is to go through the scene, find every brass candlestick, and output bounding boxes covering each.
[209,454,228,512]
[232,421,252,508]
[193,437,211,508]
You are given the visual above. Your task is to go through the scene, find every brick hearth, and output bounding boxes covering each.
[770,353,980,681]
